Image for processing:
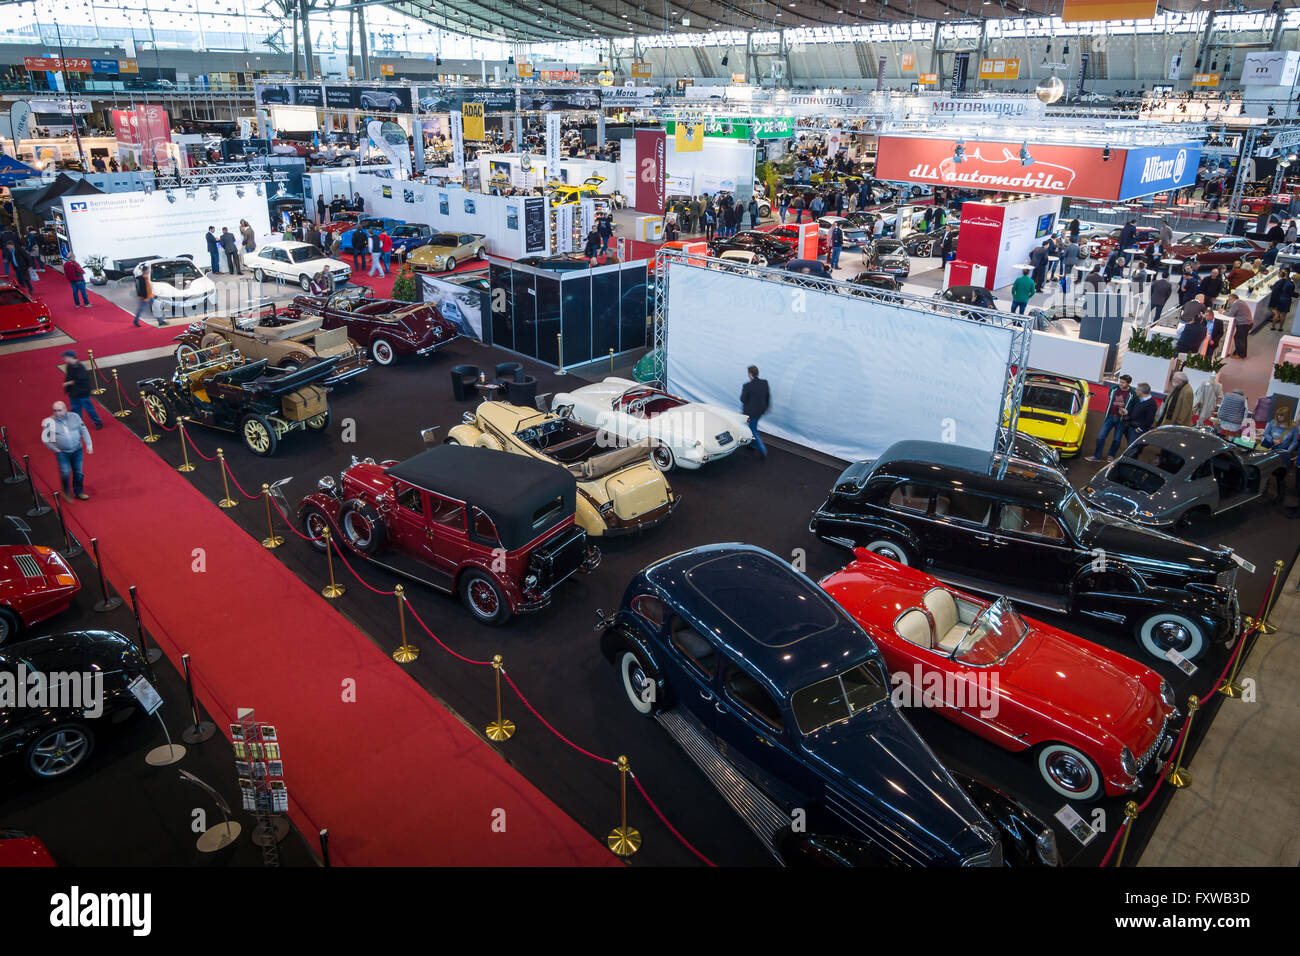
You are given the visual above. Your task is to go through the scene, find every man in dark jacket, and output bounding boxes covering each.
[1118,219,1138,254]
[1176,313,1207,354]
[1177,268,1200,306]
[4,241,33,294]
[1086,375,1135,461]
[350,228,368,271]
[1199,267,1224,303]
[61,349,102,429]
[597,215,613,253]
[1029,242,1049,292]
[219,227,240,274]
[740,365,770,461]
[1126,383,1157,442]
[205,226,221,274]
[1148,274,1172,322]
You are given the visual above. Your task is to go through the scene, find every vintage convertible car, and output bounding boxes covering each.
[446,401,677,537]
[288,286,460,365]
[1012,371,1091,459]
[597,543,1008,866]
[243,241,352,292]
[822,550,1177,801]
[406,232,487,273]
[298,446,598,625]
[138,343,336,456]
[862,238,911,278]
[134,257,217,318]
[810,440,1243,662]
[551,378,751,472]
[174,302,369,385]
[0,279,52,340]
[0,544,80,645]
[1081,426,1290,530]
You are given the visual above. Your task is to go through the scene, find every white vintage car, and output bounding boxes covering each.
[243,241,352,292]
[133,257,217,318]
[551,377,752,472]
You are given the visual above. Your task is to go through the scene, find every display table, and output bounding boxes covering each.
[1160,258,1184,276]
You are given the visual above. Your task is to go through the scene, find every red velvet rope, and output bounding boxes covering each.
[221,458,264,500]
[181,424,218,461]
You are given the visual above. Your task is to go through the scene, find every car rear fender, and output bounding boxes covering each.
[446,423,484,447]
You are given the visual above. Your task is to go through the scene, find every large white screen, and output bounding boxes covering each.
[664,263,1015,462]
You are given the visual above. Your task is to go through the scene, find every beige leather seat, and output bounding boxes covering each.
[894,608,933,649]
[924,588,974,651]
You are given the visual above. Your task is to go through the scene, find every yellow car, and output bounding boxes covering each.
[446,401,677,536]
[1013,371,1092,458]
[407,231,486,272]
[549,175,607,206]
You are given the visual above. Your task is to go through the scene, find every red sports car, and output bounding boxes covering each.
[766,224,832,256]
[1085,226,1159,260]
[820,549,1177,802]
[0,829,55,866]
[320,211,362,236]
[0,545,81,644]
[1167,233,1263,268]
[0,279,53,340]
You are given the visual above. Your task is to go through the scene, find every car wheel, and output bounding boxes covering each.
[200,332,225,351]
[459,570,511,625]
[240,414,278,457]
[445,256,457,272]
[253,267,264,283]
[370,338,396,365]
[619,647,663,716]
[476,246,487,260]
[861,538,913,566]
[443,437,460,445]
[650,444,676,472]
[0,607,19,646]
[1136,611,1207,662]
[300,274,312,292]
[339,500,386,554]
[1036,743,1103,801]
[305,410,330,431]
[300,506,331,553]
[175,343,199,365]
[1175,505,1212,530]
[25,722,94,779]
[141,387,175,429]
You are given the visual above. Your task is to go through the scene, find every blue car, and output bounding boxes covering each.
[389,222,432,255]
[598,543,1016,867]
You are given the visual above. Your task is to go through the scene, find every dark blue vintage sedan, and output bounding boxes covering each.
[598,543,1009,867]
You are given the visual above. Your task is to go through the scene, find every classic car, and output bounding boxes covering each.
[320,211,362,236]
[258,86,290,104]
[133,257,217,318]
[0,829,55,866]
[298,446,599,625]
[1012,371,1091,458]
[848,271,901,294]
[0,279,53,340]
[0,630,153,778]
[903,227,956,258]
[550,377,752,472]
[1167,233,1262,269]
[446,401,677,537]
[389,222,433,255]
[766,224,831,257]
[550,176,607,206]
[173,303,369,385]
[937,285,998,318]
[597,543,1007,866]
[785,258,832,277]
[359,89,405,112]
[356,217,404,234]
[717,249,767,269]
[1081,426,1291,530]
[709,231,798,265]
[407,232,487,273]
[862,238,911,278]
[816,216,869,249]
[1010,432,1063,471]
[0,544,80,646]
[243,241,352,292]
[822,550,1177,801]
[138,343,336,456]
[514,254,595,271]
[288,286,460,365]
[1084,226,1160,260]
[271,139,313,157]
[809,440,1243,662]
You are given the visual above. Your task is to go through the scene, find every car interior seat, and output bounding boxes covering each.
[923,588,977,651]
[894,608,934,649]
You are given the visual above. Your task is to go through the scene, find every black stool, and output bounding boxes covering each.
[500,376,537,406]
[495,362,524,383]
[451,365,481,401]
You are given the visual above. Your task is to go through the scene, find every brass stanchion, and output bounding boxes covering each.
[556,332,565,374]
[261,483,283,549]
[110,369,131,419]
[1256,559,1285,635]
[485,654,515,741]
[176,418,196,473]
[141,401,160,444]
[216,449,237,509]
[1220,622,1248,698]
[391,585,418,663]
[87,349,106,396]
[1112,801,1140,867]
[1166,695,1197,788]
[609,348,615,375]
[606,755,641,857]
[320,528,345,599]
[51,491,83,557]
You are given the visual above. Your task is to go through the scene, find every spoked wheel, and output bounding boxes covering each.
[300,507,331,553]
[305,410,331,432]
[1037,743,1103,801]
[240,414,278,457]
[459,570,510,625]
[26,723,94,779]
[141,387,174,428]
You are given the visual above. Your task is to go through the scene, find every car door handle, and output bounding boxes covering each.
[972,533,991,543]
[755,734,774,746]
[714,702,726,714]
[699,690,714,702]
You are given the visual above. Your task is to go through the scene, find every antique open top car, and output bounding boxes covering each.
[288,286,460,366]
[173,301,369,385]
[297,445,599,625]
[446,401,677,537]
[137,342,337,456]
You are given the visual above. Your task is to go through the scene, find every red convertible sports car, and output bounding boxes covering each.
[286,286,460,365]
[0,544,81,644]
[820,549,1177,802]
[0,279,53,340]
[767,224,832,256]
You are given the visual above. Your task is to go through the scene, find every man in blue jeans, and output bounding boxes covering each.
[61,350,102,429]
[741,364,770,462]
[41,400,94,500]
[1085,375,1135,462]
[829,224,843,270]
[205,226,221,274]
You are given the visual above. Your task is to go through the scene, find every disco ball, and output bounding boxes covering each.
[1036,75,1065,104]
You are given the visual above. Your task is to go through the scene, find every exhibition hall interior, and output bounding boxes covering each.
[0,0,1297,923]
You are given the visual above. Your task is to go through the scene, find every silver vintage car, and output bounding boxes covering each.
[1080,426,1290,530]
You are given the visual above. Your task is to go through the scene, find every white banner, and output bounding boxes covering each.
[546,114,562,181]
[664,262,1014,461]
[556,202,575,254]
[578,197,595,241]
[600,86,661,107]
[450,110,465,172]
[1240,51,1300,87]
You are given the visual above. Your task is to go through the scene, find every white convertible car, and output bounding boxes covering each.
[550,377,752,471]
[133,257,217,318]
[243,241,352,292]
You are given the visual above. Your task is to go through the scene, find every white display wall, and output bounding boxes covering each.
[362,178,539,259]
[619,135,756,200]
[307,164,401,206]
[990,194,1062,290]
[475,153,619,193]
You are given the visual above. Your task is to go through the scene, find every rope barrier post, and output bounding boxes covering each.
[391,585,418,663]
[557,332,565,375]
[177,418,196,473]
[91,538,123,612]
[1,426,24,484]
[216,449,237,509]
[180,653,217,743]
[87,348,106,396]
[142,401,160,444]
[1220,622,1248,698]
[1112,801,1139,867]
[1167,695,1197,788]
[51,491,83,557]
[110,369,131,419]
[606,755,641,857]
[319,829,330,868]
[485,654,515,741]
[609,347,615,375]
[1256,559,1285,635]
[261,483,284,549]
[320,528,345,599]
[128,585,161,664]
[23,456,50,517]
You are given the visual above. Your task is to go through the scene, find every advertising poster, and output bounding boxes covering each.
[517,87,601,112]
[600,86,661,108]
[674,119,703,152]
[634,128,666,215]
[367,120,412,177]
[420,274,486,340]
[450,110,465,171]
[524,195,547,253]
[323,84,413,113]
[266,155,307,227]
[462,102,485,141]
[555,202,575,254]
[111,105,171,168]
[417,87,516,114]
[953,52,970,92]
[546,114,562,180]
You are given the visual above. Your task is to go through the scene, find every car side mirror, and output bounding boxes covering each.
[420,426,440,447]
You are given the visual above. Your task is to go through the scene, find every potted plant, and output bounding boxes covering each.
[1120,326,1178,393]
[85,254,108,286]
[1268,359,1300,402]
[390,265,419,303]
[1181,350,1226,394]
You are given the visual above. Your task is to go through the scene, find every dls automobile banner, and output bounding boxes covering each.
[634,128,666,216]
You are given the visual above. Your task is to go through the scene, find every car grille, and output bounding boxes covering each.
[1216,568,1237,592]
[529,525,587,592]
[13,553,42,578]
[1019,410,1068,426]
[1136,712,1171,772]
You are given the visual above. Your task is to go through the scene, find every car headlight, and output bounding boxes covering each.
[1035,828,1061,866]
[1120,746,1138,777]
[317,475,337,495]
[1159,680,1175,708]
[523,573,539,590]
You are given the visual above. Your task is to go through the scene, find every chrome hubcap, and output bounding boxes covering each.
[1046,751,1093,792]
[1151,621,1192,651]
[345,514,372,547]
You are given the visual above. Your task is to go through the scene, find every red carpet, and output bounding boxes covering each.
[1,285,615,867]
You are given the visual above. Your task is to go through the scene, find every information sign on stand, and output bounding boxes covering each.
[231,707,289,866]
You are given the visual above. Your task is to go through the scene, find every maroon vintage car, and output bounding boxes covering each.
[297,445,599,625]
[0,545,81,645]
[287,286,459,365]
[0,279,53,340]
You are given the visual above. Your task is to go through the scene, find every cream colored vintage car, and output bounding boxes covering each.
[446,401,677,536]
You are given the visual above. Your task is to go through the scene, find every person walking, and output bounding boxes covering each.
[1268,271,1295,331]
[1158,218,1173,248]
[351,228,368,271]
[379,227,393,274]
[41,401,93,500]
[1148,274,1172,323]
[24,227,44,272]
[1155,371,1195,427]
[220,227,240,274]
[316,194,327,224]
[61,350,102,430]
[63,256,89,308]
[132,265,162,327]
[368,230,386,277]
[1126,383,1157,444]
[1029,241,1049,292]
[4,240,34,294]
[583,227,601,262]
[740,365,770,462]
[1086,374,1135,462]
[793,194,805,224]
[240,219,256,255]
[778,191,789,224]
[1225,293,1255,358]
[1010,269,1036,315]
[205,226,221,274]
[1068,216,1081,243]
[829,221,843,270]
[598,214,613,254]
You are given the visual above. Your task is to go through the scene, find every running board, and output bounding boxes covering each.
[358,550,454,594]
[655,709,789,864]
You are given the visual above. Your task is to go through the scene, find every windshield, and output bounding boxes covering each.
[953,598,1027,665]
[875,240,904,254]
[430,234,460,246]
[1131,439,1186,474]
[1179,234,1213,247]
[289,247,325,264]
[1058,491,1091,538]
[1022,383,1078,414]
[393,226,423,237]
[790,664,889,735]
[151,260,201,282]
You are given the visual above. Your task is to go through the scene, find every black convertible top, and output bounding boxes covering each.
[385,445,576,550]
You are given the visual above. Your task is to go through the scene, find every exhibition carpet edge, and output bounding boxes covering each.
[0,331,618,869]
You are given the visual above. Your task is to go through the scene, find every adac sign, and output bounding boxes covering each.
[1120,144,1201,199]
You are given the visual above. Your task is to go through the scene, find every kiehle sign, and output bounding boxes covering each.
[635,128,666,216]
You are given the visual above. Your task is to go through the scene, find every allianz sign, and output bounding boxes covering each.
[1140,149,1188,185]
